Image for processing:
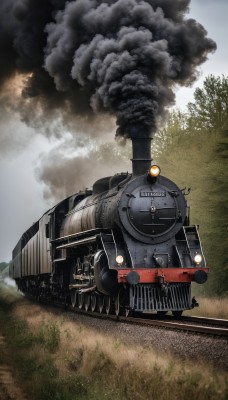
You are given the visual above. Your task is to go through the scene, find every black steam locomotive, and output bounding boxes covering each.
[10,136,208,316]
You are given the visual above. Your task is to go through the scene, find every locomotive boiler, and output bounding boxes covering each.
[10,135,208,316]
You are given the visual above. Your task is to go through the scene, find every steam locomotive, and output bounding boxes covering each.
[10,136,208,316]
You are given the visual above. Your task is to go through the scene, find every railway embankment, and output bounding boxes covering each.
[0,283,227,400]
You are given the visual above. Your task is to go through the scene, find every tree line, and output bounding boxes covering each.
[153,75,228,296]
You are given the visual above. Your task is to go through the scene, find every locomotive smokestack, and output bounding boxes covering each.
[131,135,152,176]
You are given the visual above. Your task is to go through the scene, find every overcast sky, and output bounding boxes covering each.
[176,0,228,107]
[0,0,227,262]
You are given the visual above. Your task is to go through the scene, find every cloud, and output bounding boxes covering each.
[36,137,131,200]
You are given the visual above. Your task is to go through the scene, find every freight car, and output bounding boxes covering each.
[10,135,208,316]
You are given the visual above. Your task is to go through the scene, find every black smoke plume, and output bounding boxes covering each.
[0,0,216,140]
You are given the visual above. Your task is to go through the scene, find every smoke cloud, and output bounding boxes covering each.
[36,140,131,200]
[0,0,216,140]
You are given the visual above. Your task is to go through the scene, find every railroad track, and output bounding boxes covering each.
[67,306,228,337]
[26,294,228,337]
[124,315,228,336]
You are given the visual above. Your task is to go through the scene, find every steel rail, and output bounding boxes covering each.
[120,315,228,336]
[67,306,228,337]
[174,315,228,328]
[142,314,228,328]
[26,295,228,337]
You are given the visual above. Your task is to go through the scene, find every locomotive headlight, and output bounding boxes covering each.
[194,254,202,264]
[149,165,161,177]
[116,255,124,266]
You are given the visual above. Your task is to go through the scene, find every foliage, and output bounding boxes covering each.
[0,262,8,272]
[0,261,10,280]
[38,321,61,353]
[154,75,228,296]
[153,109,188,157]
[187,75,228,134]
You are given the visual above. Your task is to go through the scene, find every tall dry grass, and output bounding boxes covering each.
[186,297,228,319]
[0,283,227,400]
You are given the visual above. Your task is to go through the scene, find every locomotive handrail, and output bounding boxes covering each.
[56,236,97,249]
[52,228,111,243]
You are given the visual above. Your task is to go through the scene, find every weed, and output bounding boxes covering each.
[114,337,121,350]
[38,321,60,352]
[60,374,88,396]
[67,347,84,371]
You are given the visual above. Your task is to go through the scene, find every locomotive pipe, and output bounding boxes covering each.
[69,283,90,289]
[78,285,96,294]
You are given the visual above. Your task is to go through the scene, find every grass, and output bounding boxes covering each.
[0,283,227,400]
[185,296,228,319]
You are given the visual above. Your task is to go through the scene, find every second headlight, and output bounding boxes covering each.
[194,254,202,264]
[116,255,124,266]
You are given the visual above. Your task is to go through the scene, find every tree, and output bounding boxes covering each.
[187,75,228,134]
[153,109,187,159]
[0,262,8,272]
[154,82,228,296]
[186,75,228,295]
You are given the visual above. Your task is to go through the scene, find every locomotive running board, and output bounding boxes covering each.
[56,236,97,249]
